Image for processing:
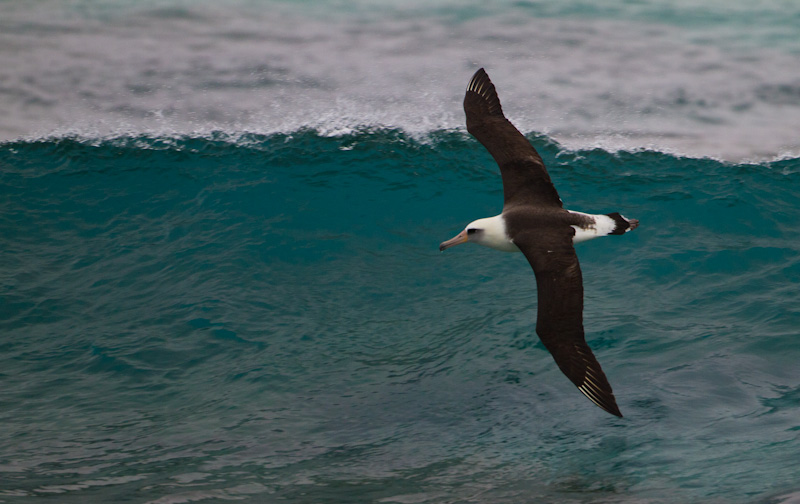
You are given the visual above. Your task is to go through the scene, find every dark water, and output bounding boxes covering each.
[1,130,799,503]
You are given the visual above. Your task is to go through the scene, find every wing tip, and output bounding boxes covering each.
[465,67,503,116]
[577,383,623,417]
[566,343,624,417]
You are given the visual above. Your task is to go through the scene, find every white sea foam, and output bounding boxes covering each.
[1,0,799,160]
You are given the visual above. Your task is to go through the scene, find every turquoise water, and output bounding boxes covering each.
[2,0,800,502]
[2,131,799,503]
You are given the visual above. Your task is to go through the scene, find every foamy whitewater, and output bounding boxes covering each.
[1,1,800,503]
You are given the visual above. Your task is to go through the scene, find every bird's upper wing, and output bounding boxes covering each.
[513,229,622,417]
[463,68,562,209]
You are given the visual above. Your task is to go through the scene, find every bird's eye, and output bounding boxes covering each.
[467,228,477,235]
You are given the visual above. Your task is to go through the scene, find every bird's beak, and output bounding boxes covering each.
[439,230,469,251]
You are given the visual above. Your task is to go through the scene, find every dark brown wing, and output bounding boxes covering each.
[463,68,562,209]
[513,230,623,417]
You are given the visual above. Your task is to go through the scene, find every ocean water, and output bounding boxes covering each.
[2,1,800,504]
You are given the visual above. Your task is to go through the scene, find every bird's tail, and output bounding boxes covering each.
[606,212,639,235]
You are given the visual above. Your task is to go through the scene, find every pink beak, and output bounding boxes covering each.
[439,230,469,251]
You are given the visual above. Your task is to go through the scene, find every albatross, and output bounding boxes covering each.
[440,68,638,417]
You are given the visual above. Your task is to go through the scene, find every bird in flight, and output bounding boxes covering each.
[440,68,638,417]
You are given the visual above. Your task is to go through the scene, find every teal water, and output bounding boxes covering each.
[2,130,799,502]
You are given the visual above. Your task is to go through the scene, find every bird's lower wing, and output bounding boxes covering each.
[514,231,622,417]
